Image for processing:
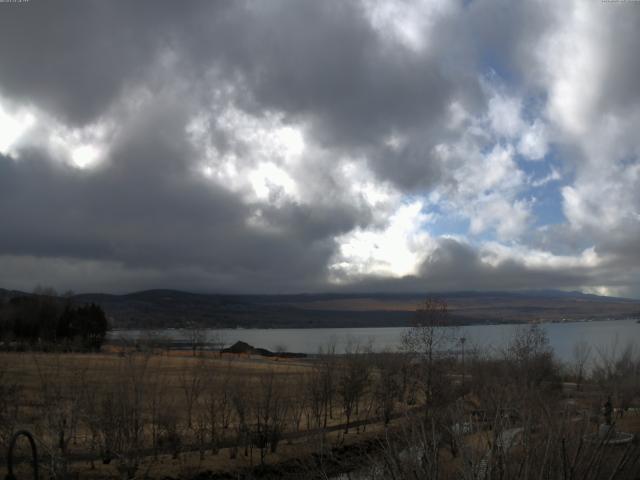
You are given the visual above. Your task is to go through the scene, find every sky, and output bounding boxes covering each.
[0,0,639,297]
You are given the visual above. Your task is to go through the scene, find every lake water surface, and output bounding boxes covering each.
[110,318,640,363]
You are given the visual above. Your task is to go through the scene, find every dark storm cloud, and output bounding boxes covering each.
[185,2,455,145]
[215,2,476,191]
[0,0,470,189]
[2,1,399,292]
[0,1,220,124]
[589,6,640,115]
[0,95,345,292]
[335,237,597,294]
[419,239,588,291]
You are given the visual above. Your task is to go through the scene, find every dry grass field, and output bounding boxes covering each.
[0,349,414,479]
[1,331,640,480]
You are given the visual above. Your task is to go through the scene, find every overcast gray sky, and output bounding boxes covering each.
[0,0,639,297]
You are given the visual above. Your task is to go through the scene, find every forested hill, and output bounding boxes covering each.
[51,289,640,329]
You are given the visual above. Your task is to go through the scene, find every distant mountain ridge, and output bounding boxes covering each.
[67,289,640,329]
[2,287,639,329]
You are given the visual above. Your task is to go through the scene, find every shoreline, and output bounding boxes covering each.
[108,315,640,332]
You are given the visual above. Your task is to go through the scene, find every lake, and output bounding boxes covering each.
[109,318,640,364]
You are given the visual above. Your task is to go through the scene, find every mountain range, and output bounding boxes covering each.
[3,288,637,329]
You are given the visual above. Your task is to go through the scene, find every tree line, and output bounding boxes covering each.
[0,288,108,350]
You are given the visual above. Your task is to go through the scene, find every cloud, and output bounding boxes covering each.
[0,0,638,298]
[330,201,435,280]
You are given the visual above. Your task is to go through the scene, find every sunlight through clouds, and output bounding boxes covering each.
[49,124,108,169]
[248,162,299,203]
[330,201,434,280]
[188,103,307,206]
[0,102,35,157]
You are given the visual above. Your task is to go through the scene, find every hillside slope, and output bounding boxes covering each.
[66,289,640,329]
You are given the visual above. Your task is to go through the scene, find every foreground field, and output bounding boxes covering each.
[1,324,640,479]
[0,348,417,479]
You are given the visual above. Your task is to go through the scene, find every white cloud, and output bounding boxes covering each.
[188,98,411,232]
[562,161,640,233]
[428,79,559,241]
[330,201,434,279]
[469,195,531,240]
[0,101,35,157]
[248,162,298,205]
[188,104,308,205]
[70,144,102,169]
[488,93,523,138]
[533,0,605,138]
[362,0,457,52]
[531,166,561,187]
[49,122,110,169]
[481,242,602,270]
[485,86,549,161]
[435,138,530,240]
[0,96,112,169]
[339,159,401,222]
[517,119,548,161]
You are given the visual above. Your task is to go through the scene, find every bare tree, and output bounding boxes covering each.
[306,366,327,430]
[179,357,207,429]
[505,323,557,390]
[337,342,371,433]
[593,340,640,418]
[229,376,249,460]
[272,343,288,355]
[33,354,85,479]
[402,298,456,409]
[373,351,403,426]
[316,341,337,429]
[251,370,289,464]
[572,339,592,392]
[146,357,170,459]
[210,329,227,357]
[202,362,233,455]
[185,321,206,357]
[0,360,22,452]
[287,372,309,437]
[93,353,151,479]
